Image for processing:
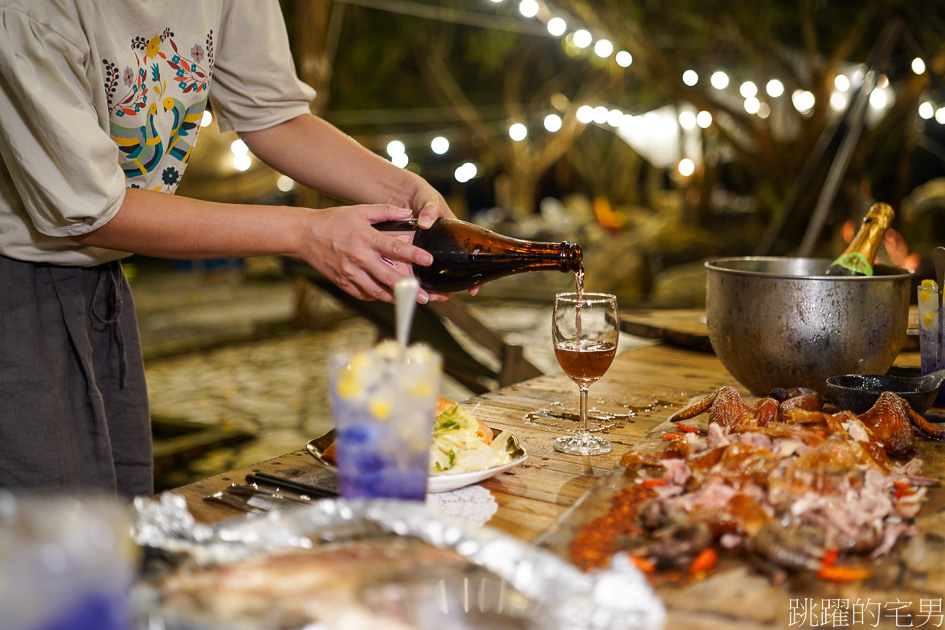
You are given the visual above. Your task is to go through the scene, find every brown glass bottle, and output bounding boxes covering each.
[373,218,582,292]
[823,202,894,277]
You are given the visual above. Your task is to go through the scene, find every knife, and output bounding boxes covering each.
[203,491,268,514]
[245,472,338,499]
[226,483,312,505]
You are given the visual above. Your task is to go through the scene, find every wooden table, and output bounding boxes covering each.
[166,312,941,630]
[168,341,736,537]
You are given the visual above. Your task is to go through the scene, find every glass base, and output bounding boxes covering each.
[553,432,612,455]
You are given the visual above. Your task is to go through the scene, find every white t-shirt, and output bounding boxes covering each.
[0,0,316,265]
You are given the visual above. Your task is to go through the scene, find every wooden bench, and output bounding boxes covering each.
[283,258,543,394]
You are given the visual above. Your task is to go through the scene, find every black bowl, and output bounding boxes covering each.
[825,368,939,414]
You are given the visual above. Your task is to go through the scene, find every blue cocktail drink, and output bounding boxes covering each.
[329,341,441,500]
[917,279,945,408]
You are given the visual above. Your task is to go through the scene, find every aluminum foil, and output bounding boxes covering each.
[133,493,665,630]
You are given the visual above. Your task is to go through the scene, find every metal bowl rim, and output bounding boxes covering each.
[704,256,913,281]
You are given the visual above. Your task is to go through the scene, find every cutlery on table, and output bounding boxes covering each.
[245,472,338,499]
[226,483,311,505]
[203,491,268,514]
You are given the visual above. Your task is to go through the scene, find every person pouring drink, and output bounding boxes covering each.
[0,0,457,498]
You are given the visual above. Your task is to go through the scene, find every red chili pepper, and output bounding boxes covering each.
[688,547,718,574]
[816,565,872,582]
[675,422,701,434]
[660,432,684,440]
[820,548,838,569]
[893,481,913,499]
[630,556,656,573]
[639,478,667,488]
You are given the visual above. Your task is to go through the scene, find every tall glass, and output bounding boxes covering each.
[329,341,442,500]
[552,292,619,455]
[917,280,945,408]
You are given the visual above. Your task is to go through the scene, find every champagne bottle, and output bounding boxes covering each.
[823,202,894,276]
[374,218,582,292]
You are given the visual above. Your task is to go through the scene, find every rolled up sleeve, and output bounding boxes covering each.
[209,1,317,134]
[0,8,126,238]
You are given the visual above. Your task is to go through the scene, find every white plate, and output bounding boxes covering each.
[305,429,527,494]
[427,452,527,493]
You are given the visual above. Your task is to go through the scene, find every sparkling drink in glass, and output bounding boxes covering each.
[552,292,619,455]
[917,279,945,408]
[329,340,442,500]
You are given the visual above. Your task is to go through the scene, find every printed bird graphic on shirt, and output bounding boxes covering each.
[163,96,207,164]
[110,101,164,178]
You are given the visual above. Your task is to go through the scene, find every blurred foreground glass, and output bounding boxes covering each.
[917,280,945,408]
[0,494,136,630]
[551,292,619,455]
[329,341,442,500]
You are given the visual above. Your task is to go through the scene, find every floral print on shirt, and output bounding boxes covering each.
[102,29,214,192]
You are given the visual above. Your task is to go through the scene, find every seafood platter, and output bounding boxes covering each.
[536,384,945,627]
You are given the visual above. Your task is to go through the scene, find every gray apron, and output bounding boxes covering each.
[0,254,152,498]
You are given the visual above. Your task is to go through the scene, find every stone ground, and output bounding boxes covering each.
[130,260,647,489]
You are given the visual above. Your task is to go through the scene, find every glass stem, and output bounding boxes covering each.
[579,385,589,435]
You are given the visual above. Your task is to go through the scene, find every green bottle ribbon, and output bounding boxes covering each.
[831,252,873,276]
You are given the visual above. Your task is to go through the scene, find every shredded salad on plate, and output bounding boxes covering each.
[430,398,514,475]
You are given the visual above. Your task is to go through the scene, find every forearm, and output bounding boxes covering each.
[70,187,305,259]
[240,114,422,208]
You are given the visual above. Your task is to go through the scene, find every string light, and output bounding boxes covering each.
[233,154,251,171]
[830,92,849,112]
[276,175,295,192]
[338,1,942,184]
[572,29,592,48]
[200,111,213,127]
[509,122,528,141]
[518,0,538,18]
[739,81,757,98]
[593,39,613,58]
[547,17,566,36]
[386,140,406,157]
[430,136,450,154]
[454,162,478,182]
[230,139,249,155]
[392,153,409,168]
[710,71,729,90]
[792,90,815,113]
[678,110,697,130]
[766,79,784,97]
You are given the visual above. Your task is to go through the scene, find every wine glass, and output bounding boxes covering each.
[552,292,619,455]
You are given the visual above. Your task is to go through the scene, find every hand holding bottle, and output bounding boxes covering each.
[297,204,436,304]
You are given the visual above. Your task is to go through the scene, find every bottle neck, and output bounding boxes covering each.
[560,242,583,272]
[844,203,894,262]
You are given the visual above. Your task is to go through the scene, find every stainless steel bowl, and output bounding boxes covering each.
[705,257,912,395]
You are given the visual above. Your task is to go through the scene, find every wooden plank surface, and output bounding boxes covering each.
[165,343,731,530]
[161,320,942,630]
